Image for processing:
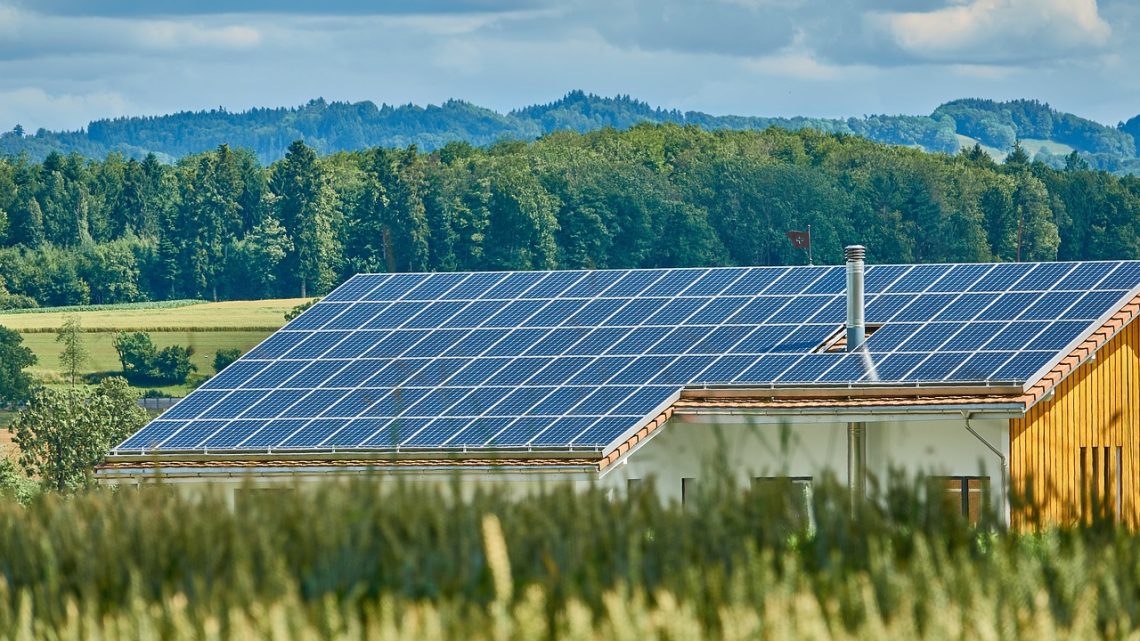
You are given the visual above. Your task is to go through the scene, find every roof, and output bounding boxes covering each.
[109,261,1140,464]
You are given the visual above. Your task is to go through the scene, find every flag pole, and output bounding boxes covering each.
[807,224,813,266]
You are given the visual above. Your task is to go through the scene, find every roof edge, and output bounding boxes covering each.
[1020,292,1140,411]
[680,383,1024,400]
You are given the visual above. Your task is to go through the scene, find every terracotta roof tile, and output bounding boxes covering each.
[1021,293,1140,409]
[597,406,672,472]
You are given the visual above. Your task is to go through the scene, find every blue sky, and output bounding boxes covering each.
[0,0,1137,131]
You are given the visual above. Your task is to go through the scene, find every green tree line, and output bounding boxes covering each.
[0,125,1138,308]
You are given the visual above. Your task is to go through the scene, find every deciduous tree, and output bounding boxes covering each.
[11,377,147,492]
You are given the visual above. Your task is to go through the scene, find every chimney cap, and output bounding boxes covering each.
[845,245,866,262]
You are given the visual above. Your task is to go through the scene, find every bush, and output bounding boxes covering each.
[153,345,195,384]
[112,331,156,378]
[285,297,320,321]
[0,291,37,310]
[112,330,196,384]
[213,347,242,373]
[0,456,38,505]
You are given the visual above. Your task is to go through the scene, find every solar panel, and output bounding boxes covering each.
[117,260,1140,455]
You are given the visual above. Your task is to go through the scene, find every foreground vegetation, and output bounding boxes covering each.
[0,476,1132,639]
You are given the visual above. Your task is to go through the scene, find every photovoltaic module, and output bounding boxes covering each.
[116,261,1140,455]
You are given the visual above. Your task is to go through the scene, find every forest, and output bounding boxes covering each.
[2,92,1138,173]
[0,124,1138,310]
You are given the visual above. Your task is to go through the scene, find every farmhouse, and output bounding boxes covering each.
[99,249,1140,527]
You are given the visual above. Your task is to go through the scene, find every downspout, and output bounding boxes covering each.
[845,245,867,506]
[962,411,1008,526]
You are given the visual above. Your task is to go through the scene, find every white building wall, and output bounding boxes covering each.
[103,414,1011,516]
[601,415,1009,513]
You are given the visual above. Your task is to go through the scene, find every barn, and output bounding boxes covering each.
[98,248,1140,527]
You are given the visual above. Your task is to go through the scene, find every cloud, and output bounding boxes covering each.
[0,0,1137,134]
[0,5,262,60]
[16,0,541,17]
[871,0,1112,64]
[0,87,132,132]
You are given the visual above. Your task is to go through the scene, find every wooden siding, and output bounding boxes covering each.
[1010,316,1140,527]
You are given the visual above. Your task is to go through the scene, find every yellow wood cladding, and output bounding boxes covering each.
[1010,316,1140,527]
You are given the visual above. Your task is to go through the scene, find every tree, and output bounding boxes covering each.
[113,331,156,378]
[1004,141,1030,167]
[1064,151,1090,172]
[0,326,36,407]
[223,215,291,299]
[56,314,87,386]
[153,345,196,384]
[213,348,242,373]
[10,377,147,492]
[111,331,196,384]
[272,140,341,297]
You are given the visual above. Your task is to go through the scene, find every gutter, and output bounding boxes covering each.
[673,403,1025,420]
[97,463,598,480]
[961,410,1009,526]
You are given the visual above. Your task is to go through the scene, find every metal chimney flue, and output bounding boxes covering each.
[844,244,868,507]
[845,245,866,352]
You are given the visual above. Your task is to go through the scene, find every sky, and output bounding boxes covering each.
[0,0,1137,132]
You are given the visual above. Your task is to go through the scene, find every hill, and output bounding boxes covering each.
[1,91,1138,172]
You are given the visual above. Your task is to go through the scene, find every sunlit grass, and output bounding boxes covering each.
[0,298,310,333]
[0,298,308,396]
[0,475,1129,639]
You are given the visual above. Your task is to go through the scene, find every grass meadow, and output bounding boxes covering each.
[0,298,309,396]
[0,475,1134,640]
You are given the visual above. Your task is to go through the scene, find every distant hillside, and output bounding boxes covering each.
[1,91,1138,173]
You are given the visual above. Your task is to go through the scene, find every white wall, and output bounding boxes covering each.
[602,414,1009,513]
[100,414,1010,516]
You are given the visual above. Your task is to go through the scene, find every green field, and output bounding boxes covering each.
[1,298,309,396]
[955,135,1077,162]
[1021,137,1077,157]
[0,298,309,333]
[955,134,1008,160]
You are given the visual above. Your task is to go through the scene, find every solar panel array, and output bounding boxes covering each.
[116,261,1140,454]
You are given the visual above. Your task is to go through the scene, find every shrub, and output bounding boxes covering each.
[285,297,320,321]
[152,345,195,384]
[213,347,243,373]
[112,330,196,384]
[112,331,156,377]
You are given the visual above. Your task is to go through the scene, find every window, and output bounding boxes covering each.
[682,477,697,505]
[935,476,989,524]
[1080,445,1123,523]
[753,476,813,528]
[233,487,294,512]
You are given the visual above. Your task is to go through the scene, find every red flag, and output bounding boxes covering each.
[786,230,810,249]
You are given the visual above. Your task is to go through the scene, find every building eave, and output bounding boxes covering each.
[1020,292,1140,411]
